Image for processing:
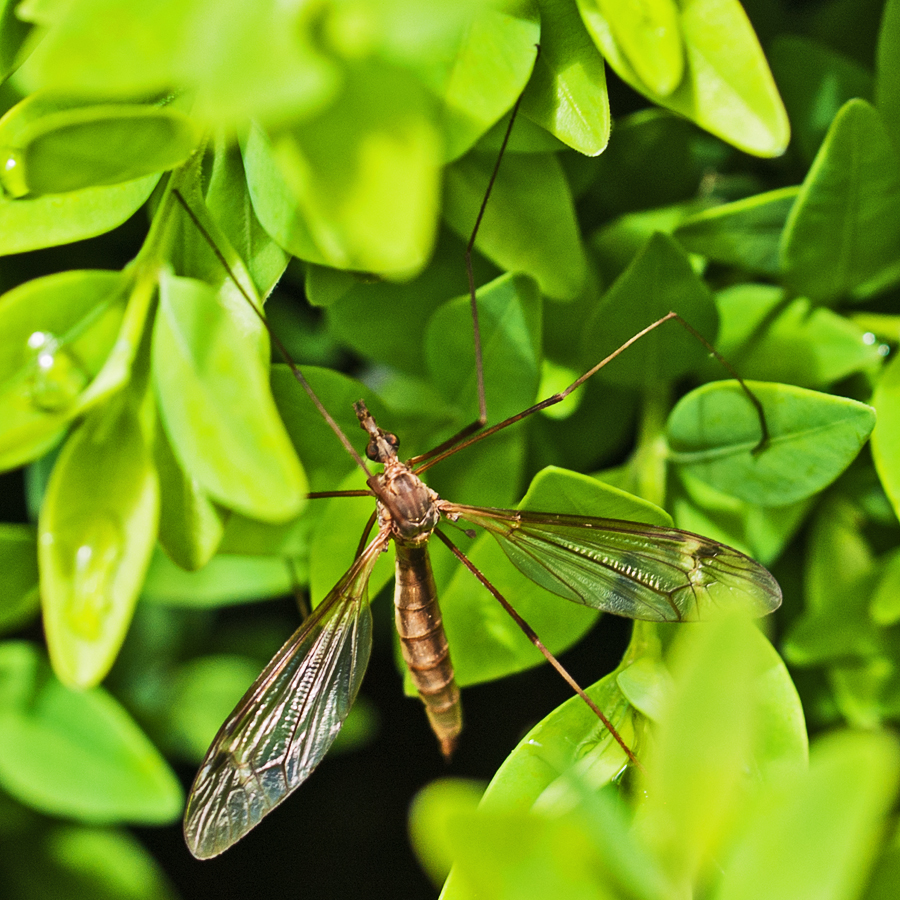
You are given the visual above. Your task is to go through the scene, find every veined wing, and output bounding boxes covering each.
[183,534,388,859]
[443,505,781,622]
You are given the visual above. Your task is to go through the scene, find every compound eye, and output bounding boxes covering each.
[365,431,400,462]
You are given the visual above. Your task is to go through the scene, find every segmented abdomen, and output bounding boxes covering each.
[394,542,461,757]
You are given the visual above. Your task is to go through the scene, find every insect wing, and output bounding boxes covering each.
[445,505,782,622]
[183,537,386,859]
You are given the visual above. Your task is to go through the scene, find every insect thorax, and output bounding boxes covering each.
[376,464,441,544]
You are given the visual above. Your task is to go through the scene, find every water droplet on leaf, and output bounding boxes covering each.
[67,514,123,639]
[0,148,28,197]
[26,331,89,412]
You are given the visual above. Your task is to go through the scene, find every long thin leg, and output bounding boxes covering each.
[171,189,375,483]
[286,556,311,621]
[415,311,770,476]
[433,528,642,769]
[354,509,379,559]
[407,91,528,468]
[307,490,374,500]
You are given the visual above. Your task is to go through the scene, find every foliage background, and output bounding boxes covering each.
[1,0,900,898]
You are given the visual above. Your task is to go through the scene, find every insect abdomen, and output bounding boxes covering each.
[394,542,461,757]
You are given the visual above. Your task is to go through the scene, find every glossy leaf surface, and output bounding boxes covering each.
[0,269,130,471]
[782,99,900,303]
[519,0,609,156]
[0,642,182,822]
[577,0,789,155]
[152,272,306,522]
[0,101,201,196]
[0,174,159,254]
[668,381,876,505]
[0,524,40,634]
[39,395,159,688]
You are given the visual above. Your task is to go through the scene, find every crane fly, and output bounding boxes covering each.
[180,104,782,860]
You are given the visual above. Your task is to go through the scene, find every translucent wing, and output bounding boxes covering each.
[183,535,387,859]
[444,505,781,621]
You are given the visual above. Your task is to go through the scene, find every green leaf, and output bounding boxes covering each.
[712,284,884,389]
[590,201,705,280]
[783,496,879,666]
[438,0,540,159]
[668,381,876,506]
[0,100,201,196]
[308,470,394,607]
[431,661,683,900]
[270,363,379,494]
[0,174,159,255]
[440,804,614,900]
[204,137,290,301]
[581,232,718,388]
[479,625,663,814]
[0,0,31,83]
[0,524,40,634]
[430,425,527,511]
[674,187,800,276]
[742,625,809,772]
[425,272,542,428]
[671,470,811,566]
[443,150,587,300]
[770,35,873,164]
[871,548,900,626]
[712,732,899,900]
[876,0,900,155]
[0,269,137,470]
[216,508,311,559]
[153,423,226,572]
[24,0,338,128]
[872,351,900,521]
[579,109,721,217]
[152,272,306,522]
[639,617,806,889]
[24,1,191,96]
[269,62,442,276]
[784,489,900,729]
[242,121,329,265]
[319,228,486,375]
[39,394,159,688]
[410,779,487,888]
[432,763,664,900]
[781,99,900,303]
[163,181,270,364]
[0,824,178,900]
[141,548,293,606]
[519,0,609,155]
[577,0,789,156]
[596,0,683,97]
[865,822,900,900]
[0,642,182,822]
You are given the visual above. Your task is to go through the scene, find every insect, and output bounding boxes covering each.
[180,107,782,860]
